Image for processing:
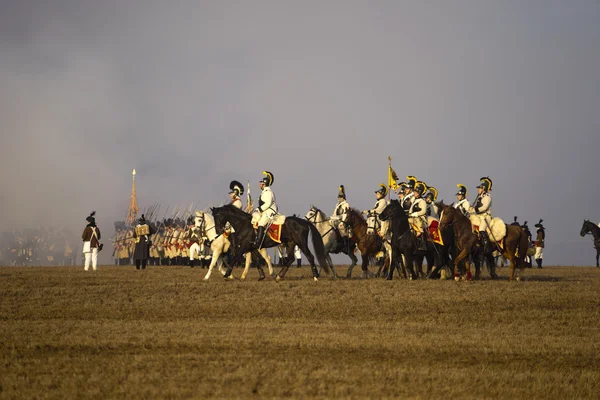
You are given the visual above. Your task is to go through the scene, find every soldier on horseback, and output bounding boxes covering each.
[454,184,470,217]
[330,185,351,247]
[425,186,439,219]
[363,184,389,236]
[402,176,417,213]
[229,180,244,209]
[408,181,428,250]
[254,171,278,249]
[473,177,493,252]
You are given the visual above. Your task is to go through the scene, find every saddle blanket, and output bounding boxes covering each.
[410,217,443,246]
[266,224,282,243]
[470,215,507,243]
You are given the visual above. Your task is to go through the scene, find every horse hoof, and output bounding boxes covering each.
[240,276,246,281]
[203,277,209,281]
[314,277,318,282]
[454,276,460,282]
[516,277,521,282]
[227,275,235,280]
[258,277,265,281]
[275,275,281,282]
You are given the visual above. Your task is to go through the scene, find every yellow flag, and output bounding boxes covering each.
[388,165,399,190]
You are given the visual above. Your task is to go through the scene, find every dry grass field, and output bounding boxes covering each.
[1,265,599,399]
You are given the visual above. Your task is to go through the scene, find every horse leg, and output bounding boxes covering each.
[203,248,221,280]
[359,254,371,279]
[452,247,470,281]
[240,252,253,280]
[259,248,276,278]
[596,248,599,267]
[276,246,294,282]
[295,240,320,281]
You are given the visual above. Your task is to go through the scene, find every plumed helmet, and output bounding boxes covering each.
[375,183,388,197]
[86,211,96,224]
[414,181,427,194]
[229,180,244,197]
[138,214,146,223]
[397,181,407,191]
[477,176,493,191]
[406,176,417,189]
[425,187,438,201]
[456,184,468,197]
[534,219,544,229]
[260,171,274,186]
[338,185,346,199]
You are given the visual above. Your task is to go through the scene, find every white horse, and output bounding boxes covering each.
[365,212,394,278]
[305,206,361,278]
[198,211,275,281]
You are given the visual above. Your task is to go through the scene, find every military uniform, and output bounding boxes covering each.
[133,215,154,270]
[254,171,278,248]
[81,212,101,271]
[363,184,389,236]
[534,219,545,268]
[330,185,350,238]
[473,177,493,250]
[454,184,471,217]
[408,182,428,250]
[229,180,244,210]
[425,187,439,219]
[402,176,417,213]
[187,212,204,268]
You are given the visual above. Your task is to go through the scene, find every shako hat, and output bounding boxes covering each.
[138,214,146,224]
[534,219,544,229]
[260,171,274,186]
[86,211,96,224]
[375,183,388,197]
[338,185,346,199]
[229,180,244,197]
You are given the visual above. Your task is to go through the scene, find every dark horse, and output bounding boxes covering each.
[580,220,600,267]
[437,202,528,281]
[378,200,447,280]
[342,208,387,279]
[211,205,330,281]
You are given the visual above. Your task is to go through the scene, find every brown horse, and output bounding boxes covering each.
[343,208,387,279]
[437,202,528,281]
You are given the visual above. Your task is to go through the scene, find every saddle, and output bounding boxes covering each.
[469,215,507,243]
[409,217,443,245]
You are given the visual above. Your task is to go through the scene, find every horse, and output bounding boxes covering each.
[211,204,330,281]
[342,208,391,279]
[378,200,447,280]
[437,202,528,281]
[304,206,360,278]
[579,220,600,267]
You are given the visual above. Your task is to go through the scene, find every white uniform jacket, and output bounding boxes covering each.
[454,199,471,216]
[258,187,278,216]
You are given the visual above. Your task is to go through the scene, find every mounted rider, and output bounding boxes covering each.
[402,176,417,213]
[229,180,244,209]
[408,181,428,250]
[330,185,351,241]
[454,184,470,217]
[424,186,439,219]
[473,177,493,252]
[363,184,389,236]
[396,181,407,203]
[253,171,278,249]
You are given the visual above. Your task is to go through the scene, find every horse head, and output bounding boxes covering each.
[343,208,364,229]
[581,219,592,237]
[437,202,457,230]
[379,199,402,222]
[305,205,318,222]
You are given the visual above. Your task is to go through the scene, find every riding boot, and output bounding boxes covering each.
[480,231,491,253]
[536,259,543,269]
[297,259,301,268]
[254,226,265,249]
[189,259,195,268]
[419,233,427,251]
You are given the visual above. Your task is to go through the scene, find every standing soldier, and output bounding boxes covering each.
[187,212,204,268]
[294,245,302,267]
[253,171,278,249]
[473,177,493,252]
[534,219,545,269]
[81,211,101,271]
[133,214,154,270]
[454,184,470,217]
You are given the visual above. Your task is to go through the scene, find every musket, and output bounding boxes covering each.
[246,180,253,213]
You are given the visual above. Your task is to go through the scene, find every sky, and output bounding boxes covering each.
[1,0,599,265]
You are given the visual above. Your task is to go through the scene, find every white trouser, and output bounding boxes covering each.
[534,247,543,260]
[84,248,98,270]
[189,242,202,260]
[478,213,490,232]
[257,211,276,227]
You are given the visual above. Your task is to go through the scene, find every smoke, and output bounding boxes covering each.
[1,1,600,265]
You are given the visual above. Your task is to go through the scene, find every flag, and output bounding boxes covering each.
[388,165,399,190]
[127,169,139,224]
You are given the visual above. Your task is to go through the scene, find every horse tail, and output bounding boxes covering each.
[308,222,331,274]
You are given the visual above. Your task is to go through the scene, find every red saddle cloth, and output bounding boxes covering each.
[254,224,282,243]
[428,220,444,246]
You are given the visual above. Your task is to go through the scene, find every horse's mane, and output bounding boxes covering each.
[214,204,251,220]
[347,207,366,221]
[584,220,600,234]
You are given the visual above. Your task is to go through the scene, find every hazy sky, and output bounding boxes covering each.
[2,1,599,265]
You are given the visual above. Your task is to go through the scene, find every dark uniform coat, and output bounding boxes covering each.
[133,223,155,260]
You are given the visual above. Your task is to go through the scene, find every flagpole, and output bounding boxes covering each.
[388,156,392,202]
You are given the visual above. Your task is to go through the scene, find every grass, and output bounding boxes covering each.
[1,265,599,399]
